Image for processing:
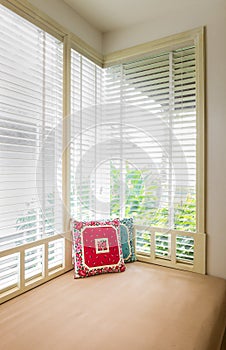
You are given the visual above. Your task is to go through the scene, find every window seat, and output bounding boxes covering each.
[0,262,225,350]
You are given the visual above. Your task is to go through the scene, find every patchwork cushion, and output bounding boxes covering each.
[72,219,126,278]
[120,218,136,262]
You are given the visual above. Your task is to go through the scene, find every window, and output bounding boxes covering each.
[70,34,205,271]
[0,0,205,304]
[70,49,102,219]
[104,47,197,261]
[0,5,64,294]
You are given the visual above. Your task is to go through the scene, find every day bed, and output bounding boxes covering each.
[0,262,225,350]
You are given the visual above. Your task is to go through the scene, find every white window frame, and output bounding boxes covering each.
[0,0,205,304]
[103,27,205,233]
[103,28,206,274]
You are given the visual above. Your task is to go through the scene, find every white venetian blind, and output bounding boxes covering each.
[0,5,63,288]
[70,45,197,262]
[104,47,196,261]
[70,49,102,220]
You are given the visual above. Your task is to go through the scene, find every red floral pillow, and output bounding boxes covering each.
[72,219,126,278]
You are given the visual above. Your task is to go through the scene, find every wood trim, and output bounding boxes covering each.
[1,0,65,40]
[135,226,206,274]
[195,27,206,234]
[0,234,72,304]
[103,27,203,67]
[62,34,73,270]
[0,234,65,258]
[71,34,103,67]
[1,0,103,64]
[1,266,72,304]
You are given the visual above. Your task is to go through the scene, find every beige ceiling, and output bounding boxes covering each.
[64,0,205,33]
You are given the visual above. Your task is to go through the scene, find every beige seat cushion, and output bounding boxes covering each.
[0,262,225,350]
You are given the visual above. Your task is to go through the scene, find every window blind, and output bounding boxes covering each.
[104,47,196,261]
[0,5,63,289]
[70,49,102,220]
[71,45,197,263]
[105,46,196,260]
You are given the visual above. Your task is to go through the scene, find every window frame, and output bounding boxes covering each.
[103,28,206,273]
[0,0,206,304]
[103,27,206,235]
[0,1,72,303]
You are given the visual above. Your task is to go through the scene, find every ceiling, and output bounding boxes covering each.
[64,0,203,33]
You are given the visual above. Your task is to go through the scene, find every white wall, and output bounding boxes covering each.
[103,0,226,279]
[28,0,102,53]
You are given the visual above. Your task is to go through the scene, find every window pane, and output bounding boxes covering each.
[71,47,197,237]
[104,48,196,232]
[0,5,63,252]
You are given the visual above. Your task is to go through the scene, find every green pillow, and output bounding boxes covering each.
[120,218,136,263]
